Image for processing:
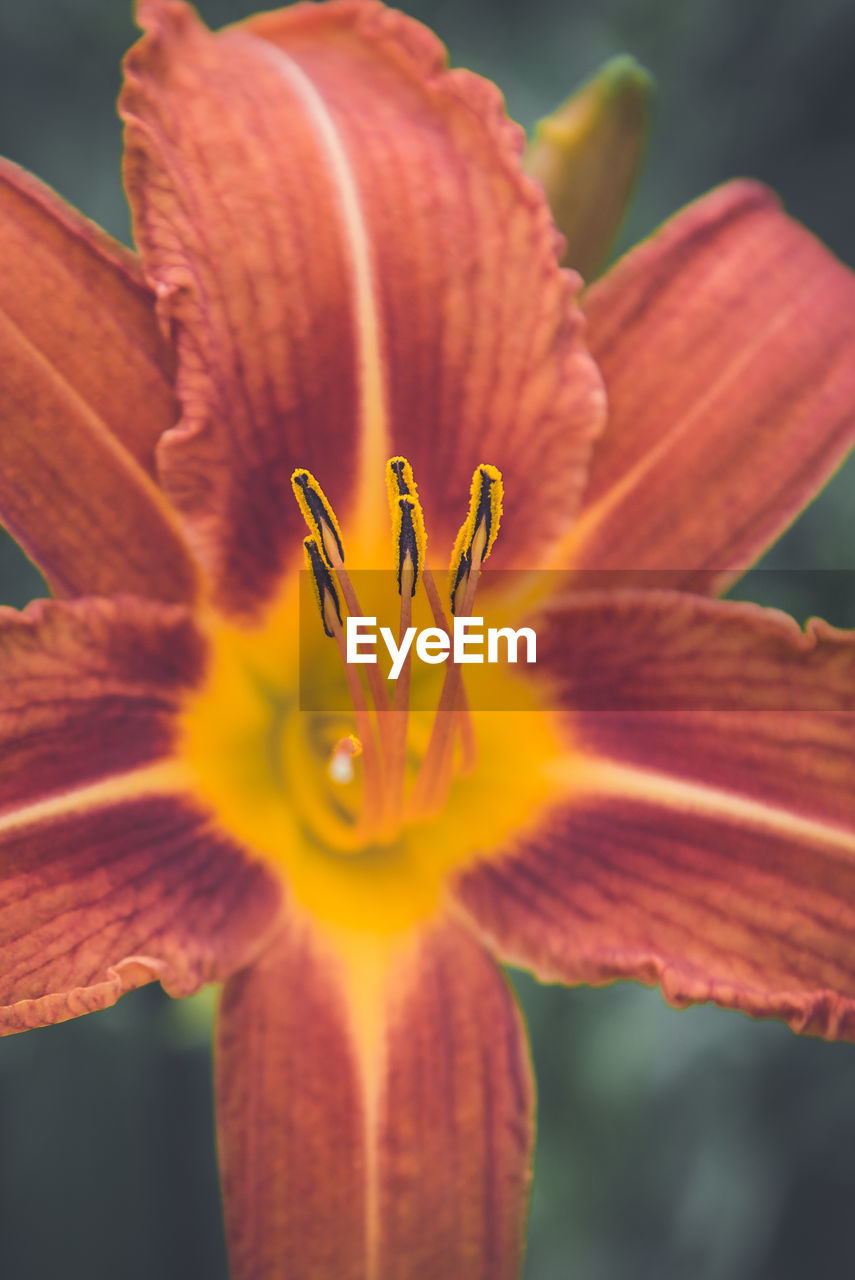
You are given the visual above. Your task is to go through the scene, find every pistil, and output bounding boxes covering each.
[328,734,362,785]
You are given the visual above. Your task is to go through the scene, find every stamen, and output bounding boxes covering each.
[448,464,503,614]
[303,535,384,840]
[422,568,478,776]
[292,469,345,567]
[303,535,343,638]
[384,458,428,818]
[298,459,500,843]
[292,467,390,715]
[394,498,426,597]
[410,464,503,815]
[386,455,417,501]
[386,456,427,596]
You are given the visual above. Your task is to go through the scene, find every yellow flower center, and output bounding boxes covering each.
[176,460,564,938]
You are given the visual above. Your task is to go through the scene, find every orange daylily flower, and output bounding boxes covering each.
[3,2,855,1277]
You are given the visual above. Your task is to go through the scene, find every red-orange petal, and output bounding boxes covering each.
[457,590,855,1039]
[0,596,279,1032]
[120,0,604,615]
[216,916,533,1279]
[0,157,199,603]
[560,182,855,590]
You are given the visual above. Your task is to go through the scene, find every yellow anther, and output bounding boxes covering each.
[386,456,418,507]
[303,536,343,638]
[386,457,427,597]
[292,469,345,567]
[394,496,426,597]
[448,464,503,613]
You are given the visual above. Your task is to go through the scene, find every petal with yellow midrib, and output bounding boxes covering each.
[216,913,533,1280]
[121,0,604,616]
[559,181,855,592]
[0,595,279,1034]
[456,590,855,1041]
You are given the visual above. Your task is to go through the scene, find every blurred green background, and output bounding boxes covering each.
[2,1,855,1277]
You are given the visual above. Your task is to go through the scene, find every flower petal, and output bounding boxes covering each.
[120,0,605,614]
[0,158,199,602]
[561,182,855,590]
[216,916,533,1279]
[456,591,855,1039]
[0,596,279,1032]
[0,157,174,473]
